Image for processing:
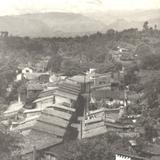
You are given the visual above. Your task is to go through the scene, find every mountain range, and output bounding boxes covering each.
[0,9,159,37]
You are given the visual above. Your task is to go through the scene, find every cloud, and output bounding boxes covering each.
[87,0,102,4]
[0,0,159,16]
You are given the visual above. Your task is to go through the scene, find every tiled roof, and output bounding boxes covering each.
[24,72,49,80]
[27,83,44,91]
[34,82,80,102]
[22,130,62,155]
[60,82,81,92]
[33,95,54,103]
[38,89,57,98]
[13,106,75,155]
[68,75,92,84]
[47,82,59,88]
[53,82,81,101]
[92,89,124,100]
[54,90,78,101]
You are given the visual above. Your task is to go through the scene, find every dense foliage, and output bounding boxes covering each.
[0,129,23,160]
[59,132,131,160]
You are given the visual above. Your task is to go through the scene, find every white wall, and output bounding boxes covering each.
[16,73,22,81]
[36,98,54,109]
[55,96,71,105]
[22,67,33,74]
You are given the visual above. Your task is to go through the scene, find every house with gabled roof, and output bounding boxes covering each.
[7,70,140,160]
[33,89,56,111]
[9,80,83,159]
[66,75,92,93]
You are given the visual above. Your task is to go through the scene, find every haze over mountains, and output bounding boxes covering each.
[0,9,160,37]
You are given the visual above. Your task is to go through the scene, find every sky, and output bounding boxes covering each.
[0,0,160,16]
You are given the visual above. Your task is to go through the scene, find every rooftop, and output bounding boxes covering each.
[22,130,62,155]
[142,144,160,156]
[24,72,49,80]
[27,83,44,91]
[53,82,81,101]
[12,106,74,155]
[68,75,92,84]
[92,89,125,101]
[3,102,24,117]
[38,88,57,98]
[45,140,78,160]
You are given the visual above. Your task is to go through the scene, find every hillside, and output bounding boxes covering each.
[86,9,160,31]
[0,10,160,37]
[0,12,106,37]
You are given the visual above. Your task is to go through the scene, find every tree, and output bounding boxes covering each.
[144,118,158,142]
[137,78,160,142]
[124,70,138,85]
[106,29,116,40]
[59,132,131,160]
[141,54,160,70]
[0,127,23,160]
[143,21,149,31]
[61,59,82,76]
[154,24,157,30]
[47,54,62,72]
[135,44,153,63]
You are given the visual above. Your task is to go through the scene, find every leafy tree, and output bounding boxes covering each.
[124,71,138,86]
[137,78,160,141]
[143,21,149,31]
[135,44,153,59]
[0,127,23,160]
[60,59,82,76]
[97,63,114,74]
[47,54,62,72]
[154,24,157,30]
[141,54,160,70]
[94,52,106,63]
[144,78,160,109]
[59,132,131,160]
[106,29,116,40]
[144,118,158,142]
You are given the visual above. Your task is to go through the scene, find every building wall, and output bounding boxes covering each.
[16,74,23,81]
[21,153,32,160]
[22,67,33,74]
[26,112,41,118]
[36,97,54,109]
[55,96,71,105]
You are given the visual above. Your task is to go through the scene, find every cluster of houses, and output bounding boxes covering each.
[111,46,136,62]
[1,65,160,160]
